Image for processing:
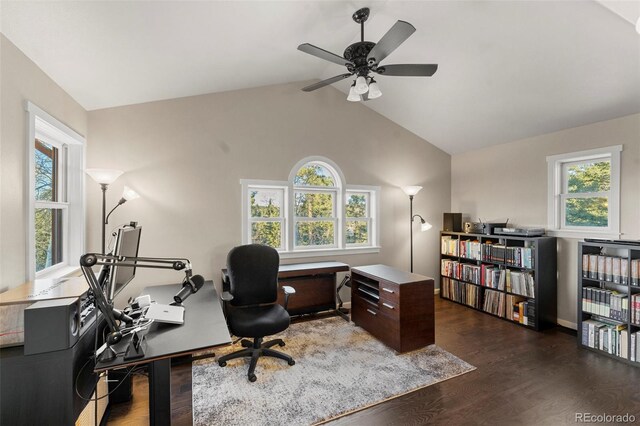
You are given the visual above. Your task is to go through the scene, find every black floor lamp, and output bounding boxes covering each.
[86,169,140,254]
[402,186,432,273]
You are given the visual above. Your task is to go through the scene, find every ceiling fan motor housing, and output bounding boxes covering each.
[344,41,376,75]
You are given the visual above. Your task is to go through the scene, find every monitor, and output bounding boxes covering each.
[108,225,142,301]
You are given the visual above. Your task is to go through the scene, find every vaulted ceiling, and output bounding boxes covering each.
[2,1,639,154]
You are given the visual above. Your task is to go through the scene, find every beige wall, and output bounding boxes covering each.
[0,34,88,291]
[452,113,640,328]
[87,83,451,305]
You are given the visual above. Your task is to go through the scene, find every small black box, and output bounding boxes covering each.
[443,213,463,232]
[24,297,80,355]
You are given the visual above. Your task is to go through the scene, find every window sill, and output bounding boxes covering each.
[35,265,81,281]
[545,229,621,240]
[279,246,381,260]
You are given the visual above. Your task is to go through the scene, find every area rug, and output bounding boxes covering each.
[192,316,475,425]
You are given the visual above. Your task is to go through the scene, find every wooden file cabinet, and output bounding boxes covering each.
[350,264,434,353]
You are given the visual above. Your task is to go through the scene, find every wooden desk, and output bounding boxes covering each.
[221,261,349,315]
[95,281,231,426]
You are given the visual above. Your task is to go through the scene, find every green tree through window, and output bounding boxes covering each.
[564,161,610,227]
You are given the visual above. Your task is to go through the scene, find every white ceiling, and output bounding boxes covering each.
[1,1,639,154]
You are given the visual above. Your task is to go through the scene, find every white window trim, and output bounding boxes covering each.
[240,157,381,258]
[546,145,621,239]
[26,101,85,280]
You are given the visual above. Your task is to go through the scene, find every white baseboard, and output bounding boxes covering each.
[557,318,577,330]
[342,301,351,309]
[434,288,440,295]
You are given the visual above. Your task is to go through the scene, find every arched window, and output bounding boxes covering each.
[241,156,379,257]
[292,160,342,249]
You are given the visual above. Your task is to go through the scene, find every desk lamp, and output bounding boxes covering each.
[402,186,432,273]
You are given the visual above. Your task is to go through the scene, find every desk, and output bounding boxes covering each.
[221,261,349,316]
[95,281,231,426]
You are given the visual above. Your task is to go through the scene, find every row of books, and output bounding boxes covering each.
[441,237,535,268]
[581,320,640,361]
[483,289,506,317]
[581,254,638,285]
[505,270,536,298]
[506,295,535,326]
[632,294,640,326]
[582,287,628,321]
[441,260,536,297]
[441,278,481,308]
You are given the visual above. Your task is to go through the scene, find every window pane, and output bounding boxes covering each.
[346,220,369,244]
[251,222,282,248]
[250,189,282,218]
[294,164,335,187]
[35,139,58,201]
[35,208,63,271]
[295,221,334,246]
[295,192,333,217]
[346,193,368,218]
[566,160,610,193]
[565,197,608,227]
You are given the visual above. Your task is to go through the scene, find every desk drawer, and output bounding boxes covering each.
[351,297,399,351]
[378,281,399,303]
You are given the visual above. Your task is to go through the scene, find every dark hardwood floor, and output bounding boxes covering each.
[108,297,640,425]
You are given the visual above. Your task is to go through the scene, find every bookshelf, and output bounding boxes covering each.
[578,241,640,366]
[439,231,557,331]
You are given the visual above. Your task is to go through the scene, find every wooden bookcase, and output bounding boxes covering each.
[439,231,557,331]
[350,264,434,353]
[578,241,640,366]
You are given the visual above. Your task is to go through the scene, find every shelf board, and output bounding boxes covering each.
[582,276,630,287]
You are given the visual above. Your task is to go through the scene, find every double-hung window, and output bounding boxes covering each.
[241,156,379,257]
[293,162,339,249]
[27,102,85,279]
[547,145,621,238]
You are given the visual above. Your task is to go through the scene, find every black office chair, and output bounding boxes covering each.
[218,244,296,382]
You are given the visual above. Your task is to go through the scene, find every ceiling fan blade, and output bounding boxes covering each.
[366,21,416,65]
[302,73,353,92]
[298,43,354,67]
[375,64,438,76]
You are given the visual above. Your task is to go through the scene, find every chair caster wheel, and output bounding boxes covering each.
[278,341,285,347]
[219,361,227,367]
[288,360,295,366]
[248,374,257,382]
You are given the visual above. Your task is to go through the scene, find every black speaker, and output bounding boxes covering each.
[24,297,80,355]
[443,213,463,232]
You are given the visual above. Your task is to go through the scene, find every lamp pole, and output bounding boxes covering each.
[409,194,415,273]
[100,183,108,255]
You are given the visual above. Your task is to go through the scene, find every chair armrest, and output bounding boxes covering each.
[221,291,234,302]
[282,286,295,310]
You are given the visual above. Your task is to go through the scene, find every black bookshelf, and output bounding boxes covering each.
[578,241,640,367]
[439,231,557,331]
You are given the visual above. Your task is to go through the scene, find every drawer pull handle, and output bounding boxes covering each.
[366,309,377,316]
[382,302,394,309]
[382,287,394,294]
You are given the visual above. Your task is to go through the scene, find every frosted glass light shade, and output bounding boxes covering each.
[122,186,140,201]
[354,76,369,94]
[86,168,123,185]
[402,186,423,196]
[421,221,433,232]
[368,81,382,99]
[347,85,361,102]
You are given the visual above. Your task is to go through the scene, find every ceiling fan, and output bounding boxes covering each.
[298,7,438,101]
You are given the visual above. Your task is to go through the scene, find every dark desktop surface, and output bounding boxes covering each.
[95,280,231,371]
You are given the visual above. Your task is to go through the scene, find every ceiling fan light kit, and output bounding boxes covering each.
[298,7,438,102]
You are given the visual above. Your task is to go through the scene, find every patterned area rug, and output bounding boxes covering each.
[192,316,475,425]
